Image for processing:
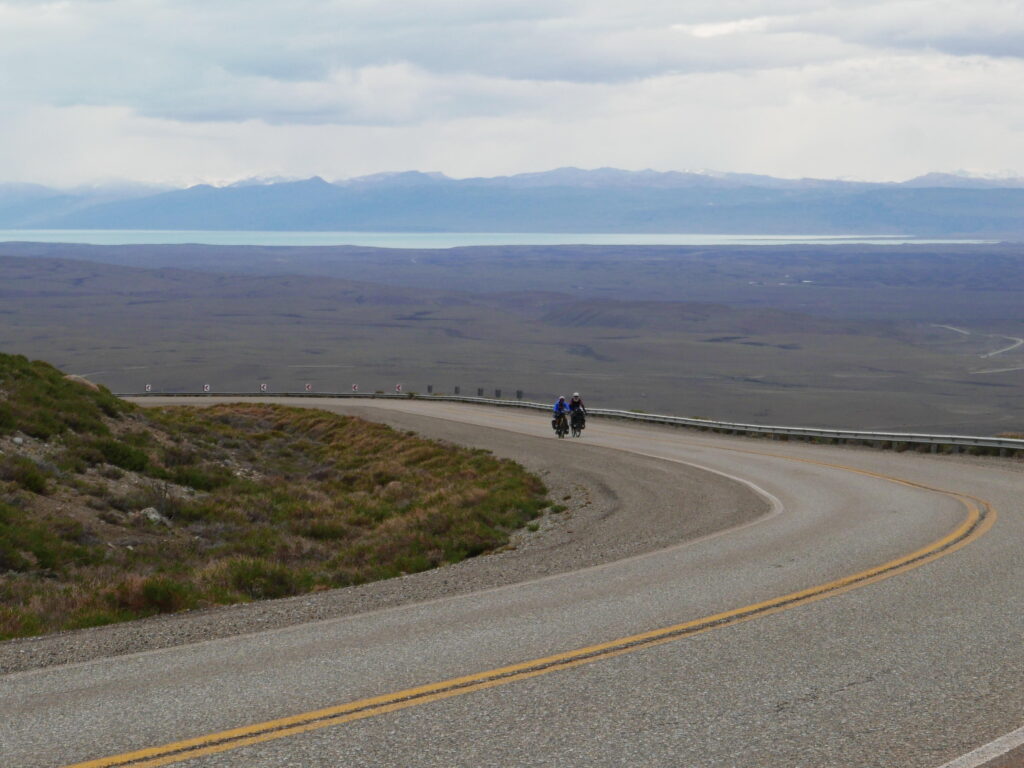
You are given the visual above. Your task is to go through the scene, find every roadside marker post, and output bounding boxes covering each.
[477,388,484,397]
[352,384,359,392]
[145,384,152,393]
[427,385,433,394]
[202,384,210,393]
[454,386,460,395]
[396,384,403,393]
[495,389,501,399]
[305,383,312,393]
[260,383,268,393]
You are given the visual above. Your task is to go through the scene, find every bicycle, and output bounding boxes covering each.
[570,410,585,438]
[552,411,569,438]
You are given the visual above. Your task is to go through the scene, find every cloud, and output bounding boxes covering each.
[0,0,868,125]
[0,0,1022,183]
[5,50,1023,187]
[779,1,1024,58]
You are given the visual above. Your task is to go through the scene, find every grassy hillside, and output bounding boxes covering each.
[0,353,548,640]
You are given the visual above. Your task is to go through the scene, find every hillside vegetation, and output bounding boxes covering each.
[0,353,548,640]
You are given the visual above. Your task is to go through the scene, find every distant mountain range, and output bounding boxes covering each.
[2,168,1023,236]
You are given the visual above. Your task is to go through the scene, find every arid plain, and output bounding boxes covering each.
[1,241,1022,434]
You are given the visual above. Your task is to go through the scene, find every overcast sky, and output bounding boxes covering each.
[2,0,1022,186]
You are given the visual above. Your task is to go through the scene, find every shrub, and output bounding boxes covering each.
[0,502,97,572]
[171,465,230,492]
[163,445,198,467]
[302,521,350,540]
[110,575,195,614]
[0,456,50,494]
[0,606,44,640]
[0,404,14,432]
[0,541,31,571]
[93,438,149,472]
[228,558,303,600]
[140,577,196,613]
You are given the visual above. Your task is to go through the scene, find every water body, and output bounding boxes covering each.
[0,229,996,248]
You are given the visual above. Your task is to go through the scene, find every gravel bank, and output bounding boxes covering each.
[0,404,768,675]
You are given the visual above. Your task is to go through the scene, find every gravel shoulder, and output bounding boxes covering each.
[0,404,767,675]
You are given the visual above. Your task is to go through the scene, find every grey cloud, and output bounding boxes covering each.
[771,1,1024,59]
[1,0,1021,127]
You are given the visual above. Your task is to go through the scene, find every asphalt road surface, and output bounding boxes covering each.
[3,398,1023,768]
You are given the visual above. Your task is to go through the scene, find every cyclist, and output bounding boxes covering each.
[568,392,587,416]
[568,392,587,435]
[552,395,571,431]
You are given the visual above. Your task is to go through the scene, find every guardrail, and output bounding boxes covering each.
[119,391,1024,456]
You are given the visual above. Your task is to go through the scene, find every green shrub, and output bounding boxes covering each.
[0,606,44,640]
[0,502,96,572]
[0,541,31,571]
[171,465,230,491]
[228,558,303,599]
[0,404,14,432]
[163,445,198,467]
[302,521,349,540]
[0,455,50,494]
[93,438,149,472]
[140,577,196,613]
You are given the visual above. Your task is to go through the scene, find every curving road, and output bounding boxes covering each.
[3,398,1023,768]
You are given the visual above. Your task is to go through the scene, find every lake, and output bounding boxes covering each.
[0,229,996,248]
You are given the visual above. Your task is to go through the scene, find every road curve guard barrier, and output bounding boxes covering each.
[119,391,1024,457]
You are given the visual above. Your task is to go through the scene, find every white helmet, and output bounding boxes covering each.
[572,392,580,397]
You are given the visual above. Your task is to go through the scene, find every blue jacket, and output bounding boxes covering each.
[553,399,570,414]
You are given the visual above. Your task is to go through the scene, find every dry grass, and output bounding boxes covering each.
[1,387,548,639]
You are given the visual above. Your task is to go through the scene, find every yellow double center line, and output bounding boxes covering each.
[66,449,996,768]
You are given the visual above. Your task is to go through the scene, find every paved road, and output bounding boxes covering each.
[3,399,1023,768]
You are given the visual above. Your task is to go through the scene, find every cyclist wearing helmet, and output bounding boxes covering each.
[552,395,570,431]
[568,392,587,415]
